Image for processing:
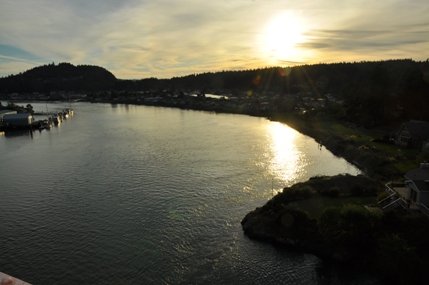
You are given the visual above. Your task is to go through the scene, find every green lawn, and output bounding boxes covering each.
[271,113,423,179]
[311,120,421,174]
[290,194,377,218]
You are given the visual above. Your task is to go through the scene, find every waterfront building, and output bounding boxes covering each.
[2,113,34,127]
[0,110,17,122]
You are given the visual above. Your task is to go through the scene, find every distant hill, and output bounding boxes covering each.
[0,62,117,93]
[2,59,428,96]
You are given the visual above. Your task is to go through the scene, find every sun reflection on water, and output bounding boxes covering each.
[267,122,306,185]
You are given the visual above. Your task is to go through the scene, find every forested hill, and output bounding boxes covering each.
[2,59,428,93]
[0,62,117,92]
[1,59,428,102]
[113,59,429,94]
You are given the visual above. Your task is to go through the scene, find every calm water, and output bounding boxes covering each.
[0,102,378,284]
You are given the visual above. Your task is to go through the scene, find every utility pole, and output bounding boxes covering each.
[271,179,274,211]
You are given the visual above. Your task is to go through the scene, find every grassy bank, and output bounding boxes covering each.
[268,112,422,181]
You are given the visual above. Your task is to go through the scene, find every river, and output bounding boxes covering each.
[0,102,378,284]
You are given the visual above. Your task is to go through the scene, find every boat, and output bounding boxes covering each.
[38,119,53,131]
[51,115,61,125]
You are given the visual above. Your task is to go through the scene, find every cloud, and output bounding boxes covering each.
[0,0,428,78]
[299,22,429,63]
[296,1,429,64]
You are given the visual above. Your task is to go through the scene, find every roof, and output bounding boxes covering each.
[0,110,17,115]
[405,167,429,181]
[3,113,32,119]
[413,180,429,192]
[403,120,429,140]
[405,166,429,192]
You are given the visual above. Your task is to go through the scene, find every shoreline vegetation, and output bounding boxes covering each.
[3,98,429,284]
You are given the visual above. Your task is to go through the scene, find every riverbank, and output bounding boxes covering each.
[99,98,420,180]
[79,97,418,179]
[267,112,421,180]
[6,97,419,179]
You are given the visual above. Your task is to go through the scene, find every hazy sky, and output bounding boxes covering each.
[1,0,428,79]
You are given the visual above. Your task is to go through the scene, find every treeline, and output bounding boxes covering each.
[114,59,428,95]
[2,59,427,95]
[1,59,429,126]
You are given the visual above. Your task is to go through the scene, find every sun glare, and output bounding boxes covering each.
[259,12,306,64]
[267,122,304,184]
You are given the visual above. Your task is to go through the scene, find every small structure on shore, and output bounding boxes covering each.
[2,113,34,127]
[0,110,18,122]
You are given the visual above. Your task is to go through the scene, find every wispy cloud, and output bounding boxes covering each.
[0,0,428,79]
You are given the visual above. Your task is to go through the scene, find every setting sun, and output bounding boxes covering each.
[259,12,306,64]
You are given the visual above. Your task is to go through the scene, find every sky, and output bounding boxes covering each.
[0,0,428,79]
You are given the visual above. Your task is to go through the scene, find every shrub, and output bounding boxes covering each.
[374,234,420,284]
[376,191,389,203]
[277,208,320,242]
[318,204,381,250]
[277,185,315,203]
[351,185,364,196]
[321,186,340,197]
[358,144,370,150]
[294,185,314,198]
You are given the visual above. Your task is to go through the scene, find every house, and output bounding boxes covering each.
[404,163,429,206]
[383,163,429,216]
[0,110,17,122]
[395,120,429,149]
[2,113,34,127]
